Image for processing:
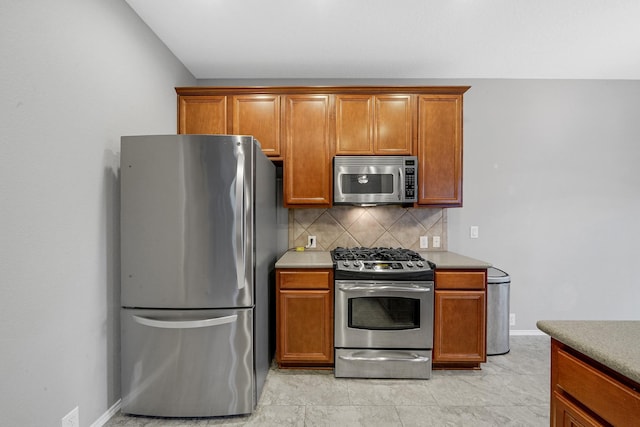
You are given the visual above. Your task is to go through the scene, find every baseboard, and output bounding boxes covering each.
[90,399,121,427]
[509,329,546,336]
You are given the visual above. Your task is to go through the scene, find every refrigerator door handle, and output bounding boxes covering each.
[132,314,238,329]
[235,149,245,290]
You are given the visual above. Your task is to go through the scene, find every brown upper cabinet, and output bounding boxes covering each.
[178,95,228,134]
[417,94,464,207]
[175,86,469,207]
[232,94,282,158]
[335,94,413,155]
[283,94,333,207]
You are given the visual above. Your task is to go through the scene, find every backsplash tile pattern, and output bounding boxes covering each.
[289,207,447,251]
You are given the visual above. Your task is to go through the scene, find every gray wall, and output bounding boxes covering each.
[448,79,640,331]
[0,1,195,426]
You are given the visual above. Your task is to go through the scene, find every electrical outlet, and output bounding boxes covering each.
[509,313,516,326]
[432,236,441,248]
[419,235,428,249]
[307,235,317,249]
[62,407,79,427]
[470,226,479,239]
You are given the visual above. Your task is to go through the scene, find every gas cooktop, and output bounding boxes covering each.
[331,247,435,280]
[332,246,426,262]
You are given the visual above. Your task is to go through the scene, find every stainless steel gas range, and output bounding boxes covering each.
[331,247,435,379]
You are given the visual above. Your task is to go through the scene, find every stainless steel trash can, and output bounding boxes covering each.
[487,267,510,355]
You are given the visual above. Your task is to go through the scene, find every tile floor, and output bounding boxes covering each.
[105,335,550,426]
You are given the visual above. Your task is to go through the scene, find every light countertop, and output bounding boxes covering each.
[275,250,491,270]
[537,320,640,385]
[274,250,334,268]
[418,251,491,269]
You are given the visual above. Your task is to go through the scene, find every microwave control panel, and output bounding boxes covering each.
[403,158,417,202]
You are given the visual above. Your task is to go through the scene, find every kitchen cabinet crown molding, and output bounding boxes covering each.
[176,86,470,96]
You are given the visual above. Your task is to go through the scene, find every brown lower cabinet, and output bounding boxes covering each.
[433,269,487,369]
[550,339,640,426]
[276,268,334,368]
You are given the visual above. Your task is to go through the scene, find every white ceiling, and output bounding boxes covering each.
[125,0,640,80]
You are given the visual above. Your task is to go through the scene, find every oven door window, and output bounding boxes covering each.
[340,173,394,195]
[348,296,420,330]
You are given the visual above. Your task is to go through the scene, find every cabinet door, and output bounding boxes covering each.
[553,392,604,427]
[277,289,334,365]
[283,95,333,207]
[335,95,413,155]
[276,269,334,367]
[232,95,281,157]
[433,290,486,365]
[374,95,413,154]
[178,95,228,134]
[417,94,463,206]
[335,95,373,154]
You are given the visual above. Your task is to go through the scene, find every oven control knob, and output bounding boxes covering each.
[417,261,424,268]
[342,261,350,267]
[353,261,362,267]
[407,262,414,268]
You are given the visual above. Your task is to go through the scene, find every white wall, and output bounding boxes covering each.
[447,79,640,331]
[0,1,195,426]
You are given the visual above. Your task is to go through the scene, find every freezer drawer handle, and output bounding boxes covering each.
[132,314,238,329]
[339,353,430,363]
[235,149,246,290]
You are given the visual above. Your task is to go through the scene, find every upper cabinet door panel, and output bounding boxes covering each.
[335,95,373,154]
[374,95,413,155]
[284,95,333,207]
[417,95,463,206]
[178,95,228,134]
[335,94,413,155]
[232,95,281,157]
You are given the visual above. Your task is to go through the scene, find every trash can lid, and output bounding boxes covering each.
[487,267,510,284]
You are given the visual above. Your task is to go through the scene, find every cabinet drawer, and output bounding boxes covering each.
[278,270,332,290]
[435,270,486,290]
[553,391,604,427]
[556,348,640,425]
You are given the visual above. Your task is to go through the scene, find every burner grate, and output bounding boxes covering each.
[331,247,425,262]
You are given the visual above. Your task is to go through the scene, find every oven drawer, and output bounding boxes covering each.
[335,349,432,379]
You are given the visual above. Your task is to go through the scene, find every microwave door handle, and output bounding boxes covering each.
[397,167,404,201]
[235,150,245,290]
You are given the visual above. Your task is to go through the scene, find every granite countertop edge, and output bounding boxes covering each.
[537,320,640,385]
[274,250,491,269]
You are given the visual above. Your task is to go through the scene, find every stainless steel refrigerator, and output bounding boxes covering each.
[120,134,278,417]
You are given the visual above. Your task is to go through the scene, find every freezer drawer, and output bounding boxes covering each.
[121,308,255,417]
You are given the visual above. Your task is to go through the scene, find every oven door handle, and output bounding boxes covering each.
[338,285,431,293]
[339,353,430,363]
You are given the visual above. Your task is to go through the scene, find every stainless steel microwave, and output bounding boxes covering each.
[333,156,418,205]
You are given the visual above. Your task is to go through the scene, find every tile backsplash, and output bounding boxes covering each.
[289,206,447,251]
